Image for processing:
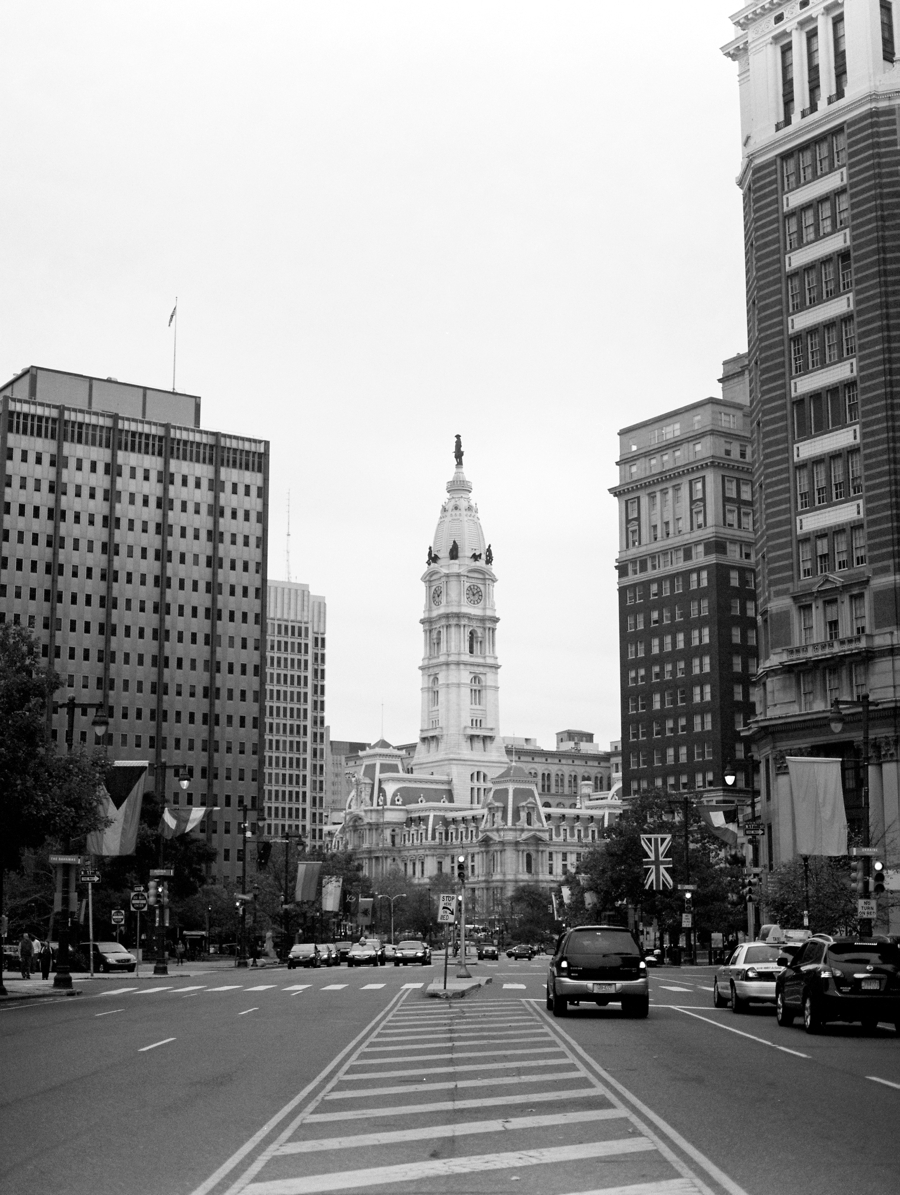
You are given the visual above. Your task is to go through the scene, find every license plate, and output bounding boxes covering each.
[861,979,880,990]
[590,983,616,994]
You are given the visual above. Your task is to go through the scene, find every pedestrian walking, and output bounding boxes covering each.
[175,940,186,966]
[30,936,42,975]
[40,940,53,980]
[19,933,34,980]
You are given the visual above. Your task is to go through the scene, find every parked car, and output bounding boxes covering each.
[287,943,321,970]
[775,934,900,1033]
[347,942,380,967]
[713,942,789,1011]
[394,940,431,966]
[643,949,661,968]
[477,943,498,961]
[75,942,137,973]
[507,943,535,960]
[546,924,649,1018]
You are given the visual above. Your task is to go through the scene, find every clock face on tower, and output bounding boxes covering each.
[431,585,443,606]
[465,583,484,606]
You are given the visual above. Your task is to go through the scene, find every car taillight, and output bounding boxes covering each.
[744,968,760,980]
[558,959,568,970]
[639,961,646,972]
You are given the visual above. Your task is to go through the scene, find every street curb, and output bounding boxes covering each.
[0,988,82,1003]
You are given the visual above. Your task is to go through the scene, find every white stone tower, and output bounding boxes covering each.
[412,437,508,801]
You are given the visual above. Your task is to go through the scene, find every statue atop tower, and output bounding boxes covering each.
[454,434,464,467]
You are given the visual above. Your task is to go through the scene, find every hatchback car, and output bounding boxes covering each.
[507,943,535,960]
[713,942,789,1012]
[775,934,900,1033]
[319,943,339,967]
[393,940,431,966]
[546,925,649,1018]
[287,943,321,969]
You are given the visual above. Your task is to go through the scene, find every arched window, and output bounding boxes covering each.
[526,810,533,826]
[470,770,488,804]
[469,675,483,706]
[554,773,563,793]
[525,852,533,874]
[432,630,441,656]
[430,676,439,707]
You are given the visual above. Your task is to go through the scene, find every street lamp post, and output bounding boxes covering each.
[237,804,250,968]
[153,771,190,976]
[375,893,406,945]
[830,695,875,934]
[53,699,109,992]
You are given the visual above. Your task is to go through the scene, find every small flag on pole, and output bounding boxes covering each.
[641,833,673,890]
[168,303,177,326]
[161,805,215,839]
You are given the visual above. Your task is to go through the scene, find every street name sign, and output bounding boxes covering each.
[850,847,879,856]
[50,854,84,865]
[150,869,175,877]
[438,893,457,923]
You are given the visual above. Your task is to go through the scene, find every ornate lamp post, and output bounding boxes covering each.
[375,893,406,944]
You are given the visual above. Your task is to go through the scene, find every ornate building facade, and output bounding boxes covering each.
[330,442,622,922]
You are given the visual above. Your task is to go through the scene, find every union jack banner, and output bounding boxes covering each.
[641,834,673,890]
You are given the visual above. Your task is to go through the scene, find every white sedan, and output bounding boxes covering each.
[713,942,790,1012]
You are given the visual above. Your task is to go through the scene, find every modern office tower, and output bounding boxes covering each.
[611,356,758,804]
[264,581,327,847]
[0,366,269,883]
[723,3,900,884]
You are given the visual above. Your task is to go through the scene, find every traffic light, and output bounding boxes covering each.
[147,879,159,906]
[872,859,886,897]
[256,841,272,868]
[741,873,757,904]
[457,855,466,882]
[159,882,168,908]
[850,857,869,896]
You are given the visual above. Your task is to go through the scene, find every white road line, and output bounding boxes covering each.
[325,1070,583,1098]
[176,985,208,992]
[673,1008,810,1057]
[305,1087,607,1123]
[241,1138,655,1194]
[868,1075,900,1090]
[659,985,692,992]
[353,1046,559,1064]
[360,984,385,990]
[698,985,715,991]
[342,1057,570,1081]
[275,1107,626,1154]
[96,987,135,996]
[206,985,243,991]
[283,985,310,992]
[503,983,527,989]
[240,1008,260,1016]
[138,1037,176,1052]
[400,983,424,988]
[95,1009,124,1016]
[134,986,175,994]
[320,984,347,991]
[246,985,277,991]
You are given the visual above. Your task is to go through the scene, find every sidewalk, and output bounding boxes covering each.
[0,957,287,1003]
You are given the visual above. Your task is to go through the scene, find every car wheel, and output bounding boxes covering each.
[713,981,728,1009]
[622,996,650,1018]
[551,986,567,1017]
[730,983,748,1014]
[775,991,794,1027]
[803,994,822,1034]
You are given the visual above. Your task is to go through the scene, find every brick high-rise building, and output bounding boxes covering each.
[723,2,900,901]
[0,366,269,883]
[611,356,758,803]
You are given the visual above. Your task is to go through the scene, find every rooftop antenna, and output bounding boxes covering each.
[286,490,292,582]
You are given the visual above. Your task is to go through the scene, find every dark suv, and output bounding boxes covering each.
[546,925,649,1018]
[775,934,900,1034]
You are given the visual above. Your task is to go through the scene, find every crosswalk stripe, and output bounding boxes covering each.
[206,985,244,991]
[325,1071,583,1098]
[305,1087,605,1123]
[276,1107,625,1154]
[503,983,527,989]
[360,984,385,990]
[97,987,134,996]
[659,986,692,992]
[283,985,310,992]
[134,986,174,994]
[242,1137,655,1194]
[354,1046,559,1062]
[320,985,347,991]
[246,985,277,991]
[399,983,423,989]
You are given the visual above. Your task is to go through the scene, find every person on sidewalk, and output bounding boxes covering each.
[39,940,53,980]
[175,940,186,966]
[19,933,34,980]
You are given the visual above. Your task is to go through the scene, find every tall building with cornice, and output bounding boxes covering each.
[723,2,900,908]
[331,442,623,923]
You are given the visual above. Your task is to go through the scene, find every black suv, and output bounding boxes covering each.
[775,934,900,1034]
[546,925,649,1018]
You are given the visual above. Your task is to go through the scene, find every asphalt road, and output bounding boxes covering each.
[1,959,898,1195]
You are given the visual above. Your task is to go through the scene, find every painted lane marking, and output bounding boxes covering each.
[673,1007,810,1058]
[240,1138,655,1194]
[304,1087,604,1123]
[275,1107,626,1154]
[360,984,385,990]
[239,1008,260,1016]
[134,986,175,994]
[138,1037,176,1052]
[325,1070,583,1098]
[503,983,527,989]
[205,985,243,991]
[96,987,135,996]
[174,985,208,992]
[400,983,424,988]
[95,1008,125,1016]
[342,1057,571,1081]
[659,985,692,992]
[245,985,277,991]
[283,985,310,992]
[319,984,347,991]
[353,1046,559,1064]
[868,1076,900,1090]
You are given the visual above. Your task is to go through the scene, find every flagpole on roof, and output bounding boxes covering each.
[169,298,178,391]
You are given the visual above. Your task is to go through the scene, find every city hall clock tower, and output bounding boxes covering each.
[412,437,508,801]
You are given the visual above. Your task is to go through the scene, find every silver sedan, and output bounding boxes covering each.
[713,942,790,1012]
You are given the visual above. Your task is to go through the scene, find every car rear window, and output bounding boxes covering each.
[827,942,900,969]
[398,941,421,949]
[743,946,785,964]
[564,930,639,963]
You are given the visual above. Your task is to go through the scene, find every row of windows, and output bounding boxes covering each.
[782,129,846,192]
[785,190,849,252]
[790,317,855,375]
[630,745,719,768]
[626,570,709,603]
[7,442,266,485]
[627,665,755,712]
[788,253,852,314]
[628,772,720,795]
[628,714,715,739]
[792,381,858,440]
[798,525,866,579]
[798,594,866,645]
[779,18,846,128]
[795,451,861,509]
[795,661,868,713]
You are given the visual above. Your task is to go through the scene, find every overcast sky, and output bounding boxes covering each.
[1,2,747,753]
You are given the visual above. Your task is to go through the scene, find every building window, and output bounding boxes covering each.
[807,330,820,371]
[800,604,814,644]
[833,528,848,570]
[469,676,483,706]
[882,2,895,61]
[788,274,801,312]
[841,316,856,357]
[835,191,849,229]
[852,525,867,566]
[791,337,804,376]
[816,534,830,575]
[833,16,847,96]
[785,213,799,251]
[821,259,835,299]
[824,323,838,364]
[813,460,827,505]
[815,137,831,176]
[851,592,866,634]
[799,540,812,579]
[830,456,845,501]
[799,145,813,183]
[817,196,832,236]
[848,449,862,495]
[430,676,439,707]
[846,381,859,422]
[800,670,815,712]
[824,598,839,640]
[803,266,818,307]
[807,29,821,106]
[781,42,795,123]
[839,252,852,292]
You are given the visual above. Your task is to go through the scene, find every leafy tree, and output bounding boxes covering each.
[507,883,556,944]
[764,855,856,935]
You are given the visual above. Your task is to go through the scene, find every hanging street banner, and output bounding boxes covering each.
[642,834,673,890]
